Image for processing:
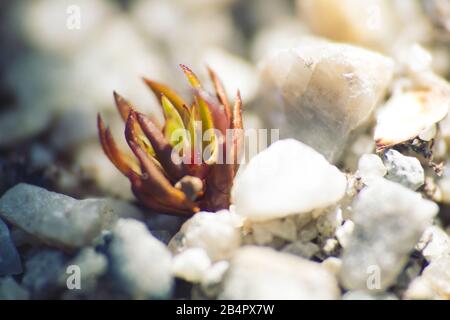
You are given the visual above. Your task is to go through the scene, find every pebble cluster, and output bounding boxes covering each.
[0,0,449,300]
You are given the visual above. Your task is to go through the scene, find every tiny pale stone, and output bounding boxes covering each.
[336,220,355,249]
[383,149,425,190]
[357,154,386,186]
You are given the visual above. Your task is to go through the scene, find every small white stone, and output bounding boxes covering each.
[357,154,387,185]
[322,238,339,255]
[336,220,355,249]
[374,78,450,149]
[416,226,450,263]
[383,149,425,190]
[168,210,242,261]
[109,219,173,299]
[172,248,212,283]
[220,246,340,299]
[340,179,438,291]
[233,139,347,221]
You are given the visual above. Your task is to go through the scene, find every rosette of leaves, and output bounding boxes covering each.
[97,65,243,216]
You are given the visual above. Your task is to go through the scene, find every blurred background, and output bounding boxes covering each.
[0,0,449,202]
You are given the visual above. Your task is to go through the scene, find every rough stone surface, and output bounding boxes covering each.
[220,246,340,300]
[0,184,127,249]
[340,179,438,291]
[259,37,394,161]
[169,210,242,261]
[233,139,347,221]
[109,219,173,299]
[0,218,22,276]
[383,149,425,190]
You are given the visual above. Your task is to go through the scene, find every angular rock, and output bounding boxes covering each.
[340,179,438,291]
[0,218,22,276]
[259,37,394,161]
[168,210,242,261]
[383,149,425,190]
[0,184,127,249]
[357,154,386,186]
[416,226,450,263]
[232,139,347,221]
[220,246,340,299]
[109,219,173,299]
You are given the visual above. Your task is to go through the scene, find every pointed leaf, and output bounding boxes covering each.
[129,141,199,213]
[143,77,190,124]
[207,66,231,125]
[136,112,187,182]
[161,95,188,147]
[97,114,140,176]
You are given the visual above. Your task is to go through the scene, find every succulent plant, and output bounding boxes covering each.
[97,65,243,216]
